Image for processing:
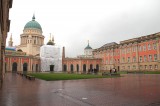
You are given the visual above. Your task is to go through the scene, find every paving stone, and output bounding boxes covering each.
[0,73,160,106]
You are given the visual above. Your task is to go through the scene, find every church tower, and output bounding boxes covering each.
[16,15,45,55]
[84,40,93,57]
[8,34,13,47]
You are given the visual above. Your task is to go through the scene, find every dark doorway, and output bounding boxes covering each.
[23,63,28,72]
[76,64,79,72]
[90,64,93,70]
[50,65,54,71]
[32,64,34,72]
[63,64,67,72]
[12,62,17,72]
[83,64,86,73]
[70,64,74,73]
[36,64,38,72]
[96,64,99,71]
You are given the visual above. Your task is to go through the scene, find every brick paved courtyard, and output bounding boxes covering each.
[0,73,160,106]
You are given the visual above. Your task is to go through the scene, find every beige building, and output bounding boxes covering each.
[0,0,13,85]
[16,15,44,56]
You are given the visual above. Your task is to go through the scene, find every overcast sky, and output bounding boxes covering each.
[7,0,160,57]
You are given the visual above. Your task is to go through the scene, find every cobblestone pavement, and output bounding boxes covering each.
[0,73,160,106]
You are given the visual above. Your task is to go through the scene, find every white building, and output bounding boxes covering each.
[40,37,62,72]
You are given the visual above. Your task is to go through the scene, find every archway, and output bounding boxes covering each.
[83,64,86,73]
[23,63,28,72]
[12,62,17,72]
[36,64,38,72]
[96,64,99,71]
[76,64,79,72]
[32,64,34,72]
[70,64,74,73]
[63,64,67,72]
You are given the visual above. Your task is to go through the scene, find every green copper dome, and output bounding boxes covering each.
[47,41,55,45]
[85,41,92,49]
[24,15,42,31]
[85,44,92,49]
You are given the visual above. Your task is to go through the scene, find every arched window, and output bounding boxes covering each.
[83,64,86,73]
[76,64,79,72]
[70,64,74,73]
[63,64,67,72]
[96,64,99,71]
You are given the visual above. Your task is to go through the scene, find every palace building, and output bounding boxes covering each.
[93,32,160,72]
[4,15,160,73]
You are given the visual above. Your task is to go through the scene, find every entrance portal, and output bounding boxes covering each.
[50,65,54,71]
[23,63,28,72]
[12,62,17,72]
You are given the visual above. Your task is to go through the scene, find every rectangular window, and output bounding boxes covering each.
[122,57,125,63]
[144,55,147,62]
[153,43,157,50]
[134,47,136,52]
[133,56,136,62]
[149,55,152,61]
[127,48,130,53]
[148,44,151,50]
[140,65,143,70]
[128,57,130,63]
[154,54,157,61]
[139,56,142,62]
[155,65,158,69]
[139,46,142,51]
[149,65,152,70]
[145,65,147,69]
[143,45,146,51]
[133,65,136,70]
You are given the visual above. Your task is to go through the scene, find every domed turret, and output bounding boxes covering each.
[24,15,42,31]
[85,40,92,49]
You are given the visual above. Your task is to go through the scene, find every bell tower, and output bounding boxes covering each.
[8,34,13,47]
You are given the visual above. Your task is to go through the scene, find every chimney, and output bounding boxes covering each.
[62,46,65,59]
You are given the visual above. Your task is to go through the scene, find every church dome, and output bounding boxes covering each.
[24,15,42,31]
[5,47,16,51]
